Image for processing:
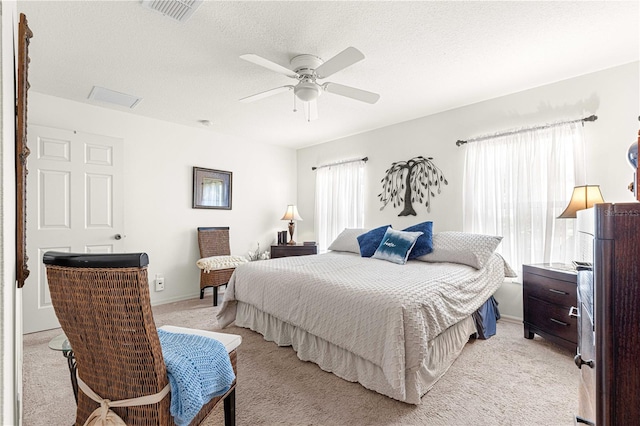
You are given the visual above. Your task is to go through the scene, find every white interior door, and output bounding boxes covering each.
[22,125,124,334]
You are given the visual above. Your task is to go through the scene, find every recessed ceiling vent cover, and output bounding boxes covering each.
[140,0,203,23]
[88,86,143,109]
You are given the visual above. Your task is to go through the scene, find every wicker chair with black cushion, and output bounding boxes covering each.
[198,227,235,306]
[43,251,239,426]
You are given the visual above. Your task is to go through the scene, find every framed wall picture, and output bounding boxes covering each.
[192,167,232,210]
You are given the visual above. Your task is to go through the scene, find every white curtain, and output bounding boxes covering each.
[463,122,586,271]
[202,178,225,206]
[315,160,365,252]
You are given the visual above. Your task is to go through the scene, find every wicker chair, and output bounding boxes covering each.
[198,227,235,306]
[43,251,239,426]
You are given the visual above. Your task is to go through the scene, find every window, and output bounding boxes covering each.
[463,122,586,271]
[314,160,365,252]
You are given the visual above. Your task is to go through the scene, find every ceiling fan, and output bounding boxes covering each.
[239,47,380,121]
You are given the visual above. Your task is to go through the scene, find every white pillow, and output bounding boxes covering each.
[328,228,368,254]
[416,231,503,269]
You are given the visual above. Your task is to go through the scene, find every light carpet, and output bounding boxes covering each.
[23,295,578,425]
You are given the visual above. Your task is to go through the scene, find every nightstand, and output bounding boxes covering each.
[522,263,578,351]
[270,244,317,259]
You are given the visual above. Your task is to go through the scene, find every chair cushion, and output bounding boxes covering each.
[159,325,241,353]
[196,255,248,272]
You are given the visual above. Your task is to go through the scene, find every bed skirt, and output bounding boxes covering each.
[234,301,477,404]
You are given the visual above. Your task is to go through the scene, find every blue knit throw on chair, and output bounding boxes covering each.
[157,329,235,426]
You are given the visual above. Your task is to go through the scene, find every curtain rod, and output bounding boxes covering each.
[455,115,598,147]
[312,157,368,171]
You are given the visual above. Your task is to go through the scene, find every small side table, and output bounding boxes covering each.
[522,263,578,351]
[48,333,78,403]
[270,244,318,259]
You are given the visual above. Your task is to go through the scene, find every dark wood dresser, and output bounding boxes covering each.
[574,203,640,425]
[522,263,577,351]
[270,244,317,259]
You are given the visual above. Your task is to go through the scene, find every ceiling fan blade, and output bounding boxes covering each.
[323,82,380,104]
[240,54,299,78]
[239,86,293,103]
[315,47,365,79]
[303,100,318,122]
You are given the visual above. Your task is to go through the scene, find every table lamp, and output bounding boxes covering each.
[281,205,303,245]
[557,185,605,218]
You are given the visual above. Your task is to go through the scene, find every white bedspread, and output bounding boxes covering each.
[217,252,507,401]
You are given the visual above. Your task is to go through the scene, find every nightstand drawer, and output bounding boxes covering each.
[524,272,575,307]
[526,296,577,343]
[271,244,317,259]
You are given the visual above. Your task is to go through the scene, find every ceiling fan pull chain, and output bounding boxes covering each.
[293,93,297,113]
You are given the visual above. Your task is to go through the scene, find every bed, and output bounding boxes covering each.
[216,230,514,404]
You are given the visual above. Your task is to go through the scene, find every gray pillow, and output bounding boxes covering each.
[328,228,368,254]
[416,231,503,269]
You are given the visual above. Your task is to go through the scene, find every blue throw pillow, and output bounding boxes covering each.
[371,228,423,265]
[357,225,391,257]
[403,221,434,259]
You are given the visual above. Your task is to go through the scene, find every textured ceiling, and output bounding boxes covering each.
[17,1,640,149]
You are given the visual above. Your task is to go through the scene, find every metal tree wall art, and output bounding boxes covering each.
[378,156,448,216]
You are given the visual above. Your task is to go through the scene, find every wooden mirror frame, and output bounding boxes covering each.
[16,14,32,288]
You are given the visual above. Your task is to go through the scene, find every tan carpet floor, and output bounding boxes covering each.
[23,295,578,425]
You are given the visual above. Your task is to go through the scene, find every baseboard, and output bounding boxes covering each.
[499,314,522,324]
[150,292,203,306]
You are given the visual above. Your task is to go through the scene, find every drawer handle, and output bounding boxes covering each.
[569,306,579,318]
[550,318,569,326]
[574,354,595,370]
[548,288,568,295]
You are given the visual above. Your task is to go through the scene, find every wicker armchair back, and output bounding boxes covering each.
[197,227,235,306]
[43,251,236,426]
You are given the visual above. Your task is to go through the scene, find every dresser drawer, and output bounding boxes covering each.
[525,296,577,343]
[524,271,576,307]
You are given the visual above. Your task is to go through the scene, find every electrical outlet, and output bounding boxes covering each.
[155,274,165,291]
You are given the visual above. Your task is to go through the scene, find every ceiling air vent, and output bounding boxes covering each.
[88,86,143,109]
[141,0,203,23]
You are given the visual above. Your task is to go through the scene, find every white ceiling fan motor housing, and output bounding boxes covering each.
[290,54,324,76]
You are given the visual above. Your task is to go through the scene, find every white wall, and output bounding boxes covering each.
[297,61,639,319]
[29,92,297,304]
[1,2,18,424]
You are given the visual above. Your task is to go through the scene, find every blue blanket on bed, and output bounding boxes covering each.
[157,329,235,426]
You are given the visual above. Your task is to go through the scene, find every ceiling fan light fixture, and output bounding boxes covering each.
[294,82,321,102]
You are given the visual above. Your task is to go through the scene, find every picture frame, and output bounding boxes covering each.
[192,167,232,210]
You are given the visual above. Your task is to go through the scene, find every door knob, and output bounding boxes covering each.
[114,234,123,240]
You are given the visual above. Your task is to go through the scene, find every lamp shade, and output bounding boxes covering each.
[281,205,303,222]
[557,185,605,219]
